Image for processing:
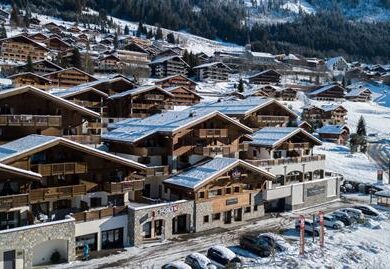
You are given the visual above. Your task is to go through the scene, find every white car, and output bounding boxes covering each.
[185,253,217,269]
[320,214,345,229]
[337,208,365,221]
[353,205,387,220]
[162,261,192,269]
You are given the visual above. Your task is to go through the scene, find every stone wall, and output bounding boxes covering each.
[0,219,75,268]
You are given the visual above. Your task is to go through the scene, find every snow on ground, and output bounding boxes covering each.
[281,1,316,14]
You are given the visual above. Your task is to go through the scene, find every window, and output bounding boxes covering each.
[90,197,102,208]
[304,149,310,155]
[198,192,205,199]
[254,205,258,211]
[212,213,221,221]
[253,150,257,157]
[208,189,222,198]
[225,188,231,194]
[203,215,209,223]
[234,186,240,193]
[101,228,123,249]
[245,207,251,213]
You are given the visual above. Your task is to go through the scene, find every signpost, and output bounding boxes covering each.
[319,211,324,248]
[299,215,305,256]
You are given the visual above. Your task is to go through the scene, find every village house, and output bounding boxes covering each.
[318,125,350,145]
[0,86,100,143]
[14,59,64,76]
[193,62,231,82]
[115,49,150,69]
[0,134,147,267]
[0,35,50,63]
[8,72,53,90]
[302,104,348,127]
[43,67,97,88]
[345,85,373,102]
[243,127,341,211]
[45,37,72,52]
[248,69,281,84]
[154,74,197,92]
[149,55,189,78]
[107,85,174,119]
[326,56,349,74]
[165,86,202,106]
[94,54,124,73]
[191,97,298,130]
[307,84,346,101]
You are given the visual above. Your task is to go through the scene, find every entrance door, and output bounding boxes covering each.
[234,208,242,222]
[154,219,164,236]
[173,214,188,234]
[4,250,16,269]
[224,210,232,224]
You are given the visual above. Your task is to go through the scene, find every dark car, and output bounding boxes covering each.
[329,212,352,226]
[353,205,385,219]
[206,245,241,267]
[239,233,291,258]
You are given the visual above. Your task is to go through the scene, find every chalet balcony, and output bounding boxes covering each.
[71,100,101,108]
[196,129,228,138]
[104,180,144,194]
[132,147,166,156]
[144,94,165,101]
[280,142,310,150]
[72,206,127,222]
[86,122,103,129]
[29,184,87,202]
[194,145,231,157]
[0,115,62,127]
[31,162,87,176]
[246,154,326,167]
[146,166,170,177]
[257,115,290,123]
[132,103,157,109]
[63,135,101,145]
[0,193,29,211]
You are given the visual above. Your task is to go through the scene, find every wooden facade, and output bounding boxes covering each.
[302,105,348,126]
[8,72,52,90]
[149,56,189,78]
[0,35,49,62]
[154,75,197,92]
[44,68,97,88]
[15,60,64,76]
[166,86,202,106]
[308,84,346,101]
[248,70,281,84]
[193,62,230,82]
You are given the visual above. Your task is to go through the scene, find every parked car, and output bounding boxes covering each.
[317,214,344,229]
[240,233,291,257]
[206,245,241,267]
[336,208,365,222]
[295,220,325,236]
[329,211,353,226]
[162,261,192,269]
[185,253,217,269]
[353,205,386,220]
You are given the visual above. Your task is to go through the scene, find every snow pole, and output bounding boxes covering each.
[299,215,305,256]
[319,211,324,248]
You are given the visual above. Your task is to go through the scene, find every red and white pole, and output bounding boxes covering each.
[319,211,324,248]
[299,215,305,256]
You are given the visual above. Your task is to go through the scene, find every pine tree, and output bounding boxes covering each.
[26,55,34,72]
[72,48,82,69]
[237,78,244,93]
[10,5,20,27]
[113,33,119,49]
[356,116,367,137]
[0,24,7,38]
[167,32,175,44]
[124,25,130,35]
[155,26,163,40]
[136,22,143,37]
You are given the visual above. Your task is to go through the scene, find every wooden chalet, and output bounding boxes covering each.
[193,62,231,82]
[0,134,146,232]
[345,86,372,102]
[28,33,48,42]
[44,67,97,88]
[8,72,52,90]
[73,76,137,97]
[298,121,313,132]
[15,59,64,76]
[307,84,346,101]
[149,55,189,78]
[318,125,350,145]
[163,158,275,230]
[115,49,150,67]
[0,35,50,62]
[102,109,253,172]
[248,70,281,84]
[165,86,202,106]
[302,104,348,126]
[274,87,297,101]
[154,74,197,92]
[45,37,72,52]
[108,85,173,119]
[0,86,100,143]
[95,54,123,73]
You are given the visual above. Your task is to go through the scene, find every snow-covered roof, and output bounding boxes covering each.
[164,86,202,98]
[50,86,108,98]
[164,157,274,190]
[103,109,253,144]
[308,84,345,96]
[249,51,275,58]
[283,54,300,61]
[191,97,297,117]
[150,55,189,67]
[250,127,322,147]
[193,61,231,70]
[326,56,348,70]
[321,104,346,112]
[318,125,349,135]
[109,85,173,99]
[153,74,197,85]
[345,87,372,97]
[248,69,281,79]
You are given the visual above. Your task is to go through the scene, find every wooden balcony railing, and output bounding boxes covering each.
[257,115,290,123]
[71,100,101,108]
[0,115,62,127]
[132,147,166,156]
[246,154,326,167]
[146,166,170,177]
[31,162,87,176]
[194,146,231,157]
[280,142,310,150]
[144,94,165,101]
[0,194,29,210]
[197,129,228,138]
[132,103,157,109]
[87,122,103,129]
[63,135,101,144]
[29,184,87,202]
[72,206,127,222]
[104,179,144,194]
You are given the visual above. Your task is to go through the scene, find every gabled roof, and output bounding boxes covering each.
[8,72,52,83]
[0,135,146,170]
[50,86,108,99]
[164,157,275,190]
[248,69,281,79]
[345,87,372,97]
[0,163,42,180]
[193,62,231,70]
[321,104,347,112]
[165,86,202,99]
[154,74,198,85]
[44,67,97,81]
[150,55,190,67]
[308,84,346,96]
[0,35,50,51]
[109,85,174,99]
[191,97,297,118]
[318,125,350,135]
[19,59,64,71]
[0,86,100,119]
[103,109,253,144]
[250,127,322,148]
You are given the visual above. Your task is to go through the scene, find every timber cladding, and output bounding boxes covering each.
[208,192,250,213]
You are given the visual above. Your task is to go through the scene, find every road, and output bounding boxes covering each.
[368,141,390,183]
[54,201,352,269]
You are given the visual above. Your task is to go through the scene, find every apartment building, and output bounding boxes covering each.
[0,35,49,63]
[149,55,189,78]
[154,74,197,92]
[8,72,53,90]
[44,68,97,88]
[15,59,64,76]
[248,70,281,84]
[165,86,202,106]
[193,62,231,82]
[307,84,346,101]
[302,104,348,126]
